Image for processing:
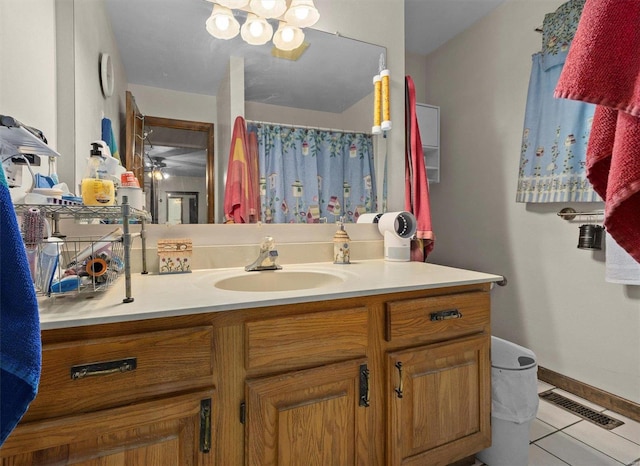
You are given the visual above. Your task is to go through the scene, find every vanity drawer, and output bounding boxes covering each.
[245,307,368,374]
[25,326,214,421]
[385,291,489,344]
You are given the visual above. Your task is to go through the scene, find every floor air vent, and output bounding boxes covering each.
[539,391,624,430]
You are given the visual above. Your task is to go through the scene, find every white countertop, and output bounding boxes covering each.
[38,260,503,330]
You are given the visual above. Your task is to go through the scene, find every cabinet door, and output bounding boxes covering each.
[245,358,371,466]
[416,104,439,148]
[1,390,216,466]
[387,334,490,466]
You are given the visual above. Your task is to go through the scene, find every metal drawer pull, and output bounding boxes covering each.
[394,361,403,399]
[359,364,370,407]
[430,309,463,321]
[71,357,137,380]
[200,398,212,453]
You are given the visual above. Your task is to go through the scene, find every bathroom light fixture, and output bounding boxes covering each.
[148,157,169,181]
[205,0,318,50]
[249,0,287,19]
[241,13,273,45]
[284,0,319,28]
[206,4,240,40]
[216,0,249,8]
[273,21,305,51]
[149,167,169,181]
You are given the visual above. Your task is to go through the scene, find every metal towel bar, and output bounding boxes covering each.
[557,207,604,221]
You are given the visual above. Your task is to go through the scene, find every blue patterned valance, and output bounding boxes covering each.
[516,0,601,203]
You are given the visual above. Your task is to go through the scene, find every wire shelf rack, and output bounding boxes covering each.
[14,202,149,303]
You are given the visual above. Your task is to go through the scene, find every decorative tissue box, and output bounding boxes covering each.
[157,238,192,274]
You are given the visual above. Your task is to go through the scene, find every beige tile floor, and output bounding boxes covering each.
[474,380,640,466]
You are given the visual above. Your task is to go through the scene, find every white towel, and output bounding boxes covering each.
[606,233,640,285]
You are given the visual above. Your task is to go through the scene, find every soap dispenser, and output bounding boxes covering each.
[81,141,115,206]
[333,217,351,264]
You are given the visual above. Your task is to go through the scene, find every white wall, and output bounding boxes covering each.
[55,0,75,185]
[419,0,639,403]
[0,0,57,145]
[127,84,217,123]
[246,93,372,134]
[1,0,57,198]
[216,56,245,223]
[2,0,125,193]
[405,51,427,103]
[72,0,127,190]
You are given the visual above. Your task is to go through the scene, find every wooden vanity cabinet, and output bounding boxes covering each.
[243,307,372,465]
[0,390,215,466]
[387,335,490,466]
[0,326,216,466]
[385,291,492,466]
[1,283,493,466]
[245,358,371,466]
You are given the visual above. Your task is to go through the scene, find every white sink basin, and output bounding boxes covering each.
[214,271,344,292]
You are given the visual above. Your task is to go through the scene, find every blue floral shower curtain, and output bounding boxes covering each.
[248,123,377,224]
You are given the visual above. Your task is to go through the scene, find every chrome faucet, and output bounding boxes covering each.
[245,236,282,272]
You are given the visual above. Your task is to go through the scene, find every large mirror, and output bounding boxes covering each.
[96,0,386,224]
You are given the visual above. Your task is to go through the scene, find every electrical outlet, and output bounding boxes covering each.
[4,162,23,187]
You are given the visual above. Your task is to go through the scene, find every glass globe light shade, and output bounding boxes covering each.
[273,21,304,51]
[241,13,273,45]
[205,4,240,40]
[284,0,319,28]
[249,0,287,19]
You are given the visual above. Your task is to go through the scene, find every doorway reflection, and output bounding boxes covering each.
[141,116,214,224]
[165,191,199,224]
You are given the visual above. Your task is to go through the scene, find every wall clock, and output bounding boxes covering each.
[100,52,114,98]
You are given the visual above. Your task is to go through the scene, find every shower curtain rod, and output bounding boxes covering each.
[246,119,372,136]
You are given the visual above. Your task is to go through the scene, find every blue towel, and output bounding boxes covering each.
[0,165,41,446]
[101,117,121,163]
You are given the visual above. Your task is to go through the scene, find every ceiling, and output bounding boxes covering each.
[404,0,506,56]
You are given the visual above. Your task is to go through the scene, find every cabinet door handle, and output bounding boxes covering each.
[430,308,463,321]
[70,357,137,380]
[394,361,403,399]
[359,364,370,407]
[200,398,212,453]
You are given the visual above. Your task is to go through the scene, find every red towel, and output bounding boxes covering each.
[555,0,640,263]
[223,116,259,223]
[405,76,435,261]
[247,130,260,222]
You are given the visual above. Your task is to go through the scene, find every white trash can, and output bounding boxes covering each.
[477,337,539,466]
